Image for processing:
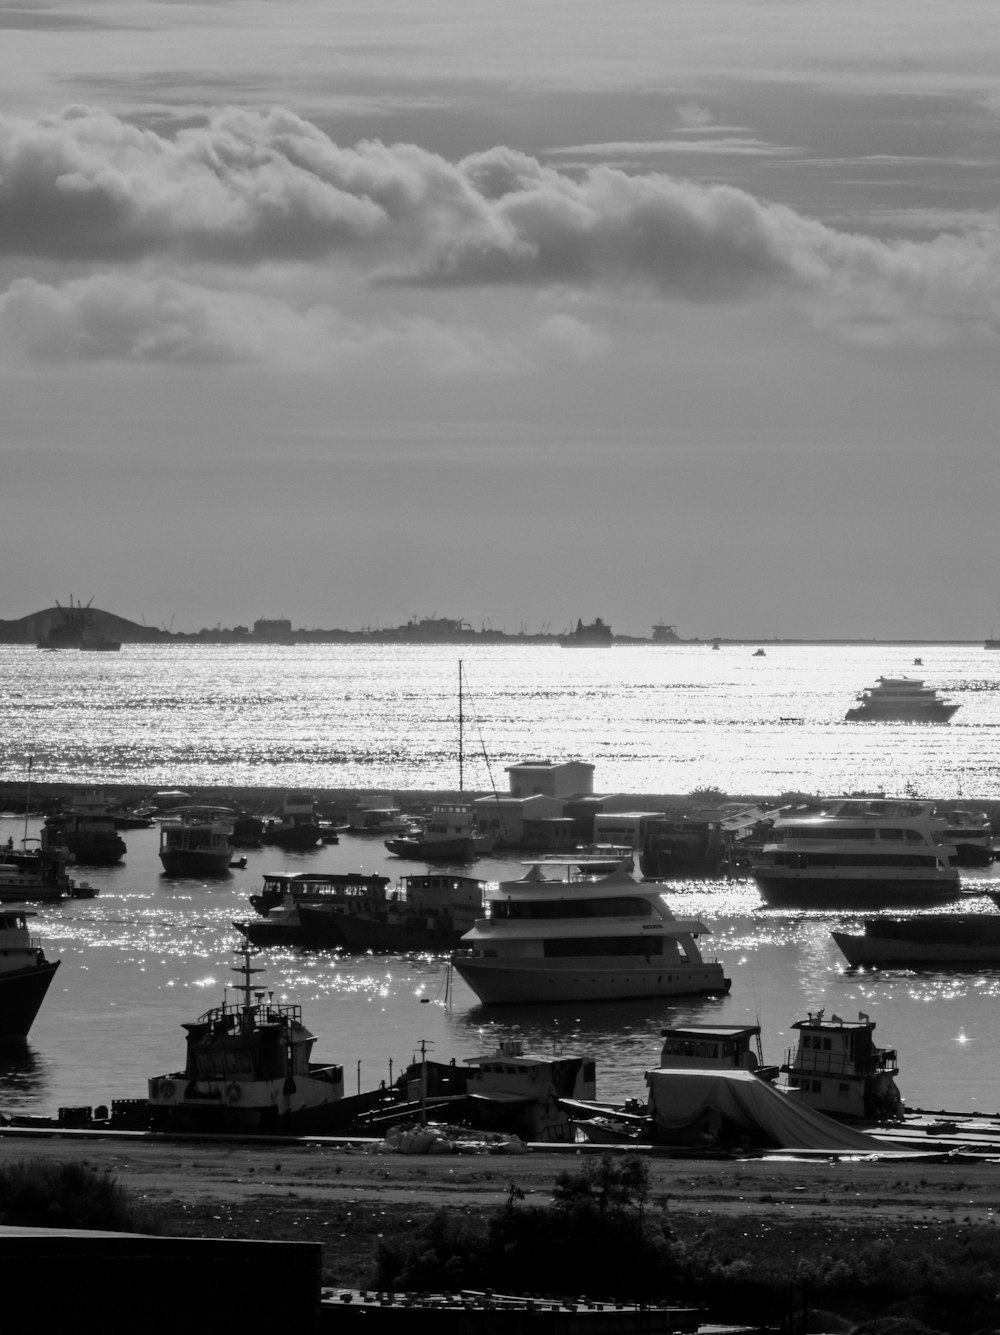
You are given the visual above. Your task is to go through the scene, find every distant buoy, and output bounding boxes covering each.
[420,997,430,1004]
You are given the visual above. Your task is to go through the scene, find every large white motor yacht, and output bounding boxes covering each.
[845,676,958,723]
[452,859,730,1005]
[751,798,961,908]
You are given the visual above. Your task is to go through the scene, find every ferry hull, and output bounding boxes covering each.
[753,873,960,908]
[453,958,730,1006]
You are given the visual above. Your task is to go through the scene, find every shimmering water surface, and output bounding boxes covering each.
[2,642,1000,1119]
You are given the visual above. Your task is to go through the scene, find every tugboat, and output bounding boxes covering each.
[0,908,60,1040]
[146,943,345,1132]
[780,1010,903,1122]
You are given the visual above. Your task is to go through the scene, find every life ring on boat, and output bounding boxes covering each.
[225,1082,242,1104]
[157,1080,176,1102]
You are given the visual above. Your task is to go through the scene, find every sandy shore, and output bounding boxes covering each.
[5,1131,1000,1220]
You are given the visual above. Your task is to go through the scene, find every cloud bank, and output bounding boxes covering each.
[1,104,999,364]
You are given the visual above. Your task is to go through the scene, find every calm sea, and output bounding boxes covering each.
[2,641,1000,1119]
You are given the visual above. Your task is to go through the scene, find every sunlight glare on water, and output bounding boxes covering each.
[2,641,1000,1117]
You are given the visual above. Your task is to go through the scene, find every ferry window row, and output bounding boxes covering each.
[543,937,672,958]
[492,897,652,920]
[772,852,940,869]
[774,827,926,842]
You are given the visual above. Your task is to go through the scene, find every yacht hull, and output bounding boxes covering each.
[453,957,730,1005]
[833,916,1000,969]
[754,872,960,908]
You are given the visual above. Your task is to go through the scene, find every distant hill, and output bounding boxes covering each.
[0,605,166,645]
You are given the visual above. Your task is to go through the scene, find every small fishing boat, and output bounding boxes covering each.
[0,908,60,1040]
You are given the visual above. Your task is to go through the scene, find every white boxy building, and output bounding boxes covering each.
[471,793,563,847]
[504,761,595,799]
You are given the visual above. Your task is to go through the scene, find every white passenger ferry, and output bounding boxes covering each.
[750,797,961,908]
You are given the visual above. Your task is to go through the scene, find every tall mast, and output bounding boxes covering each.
[458,659,464,793]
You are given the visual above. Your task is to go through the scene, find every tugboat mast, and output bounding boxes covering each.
[231,942,266,1016]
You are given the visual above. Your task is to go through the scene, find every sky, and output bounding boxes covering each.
[3,0,1000,640]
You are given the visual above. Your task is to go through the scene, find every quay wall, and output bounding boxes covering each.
[4,782,1000,829]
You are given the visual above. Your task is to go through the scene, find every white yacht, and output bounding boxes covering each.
[845,676,958,723]
[751,797,960,908]
[452,859,730,1005]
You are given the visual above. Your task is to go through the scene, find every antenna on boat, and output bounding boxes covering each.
[22,754,32,848]
[458,659,464,794]
[231,941,266,1014]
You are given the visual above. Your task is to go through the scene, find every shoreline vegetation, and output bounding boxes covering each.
[3,1138,1000,1333]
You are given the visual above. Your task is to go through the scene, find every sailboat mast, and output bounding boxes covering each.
[458,659,464,793]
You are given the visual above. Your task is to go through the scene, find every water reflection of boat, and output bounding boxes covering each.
[0,908,60,1041]
[453,860,730,1005]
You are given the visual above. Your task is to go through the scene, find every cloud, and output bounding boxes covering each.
[0,271,564,371]
[2,105,1000,347]
[546,138,799,158]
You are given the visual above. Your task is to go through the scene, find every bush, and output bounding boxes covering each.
[0,1158,158,1233]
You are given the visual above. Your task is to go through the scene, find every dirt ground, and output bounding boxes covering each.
[4,1132,1000,1288]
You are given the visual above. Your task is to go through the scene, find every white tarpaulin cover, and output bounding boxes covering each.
[646,1068,889,1150]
